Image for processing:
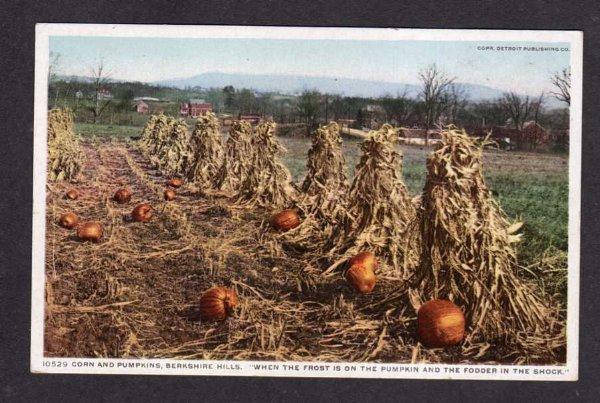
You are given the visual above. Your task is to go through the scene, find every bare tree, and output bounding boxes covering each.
[446,84,468,125]
[48,51,61,82]
[550,68,571,105]
[87,59,112,123]
[418,64,455,145]
[499,92,532,130]
[49,52,62,106]
[531,92,545,124]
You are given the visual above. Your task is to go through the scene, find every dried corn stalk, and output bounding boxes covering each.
[327,124,417,277]
[138,114,159,151]
[143,116,193,176]
[282,122,349,248]
[216,120,255,193]
[161,119,194,176]
[187,112,224,191]
[236,121,296,208]
[143,114,173,167]
[413,127,564,358]
[47,108,83,181]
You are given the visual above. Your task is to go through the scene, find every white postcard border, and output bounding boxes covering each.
[31,24,582,381]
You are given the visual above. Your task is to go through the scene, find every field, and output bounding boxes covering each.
[45,122,568,364]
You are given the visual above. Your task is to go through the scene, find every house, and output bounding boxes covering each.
[97,88,113,100]
[135,100,149,114]
[239,114,262,125]
[218,114,234,126]
[180,99,213,118]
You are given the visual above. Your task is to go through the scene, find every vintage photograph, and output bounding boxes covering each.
[32,25,581,380]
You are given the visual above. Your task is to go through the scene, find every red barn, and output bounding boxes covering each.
[180,99,213,118]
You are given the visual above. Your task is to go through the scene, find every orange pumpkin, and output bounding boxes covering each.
[167,177,184,188]
[200,287,238,321]
[58,212,79,229]
[164,189,176,201]
[132,203,153,222]
[76,222,103,242]
[348,251,377,272]
[417,299,465,348]
[270,209,300,231]
[65,189,79,200]
[113,188,132,204]
[346,264,377,294]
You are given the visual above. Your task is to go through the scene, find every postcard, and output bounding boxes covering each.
[32,24,581,380]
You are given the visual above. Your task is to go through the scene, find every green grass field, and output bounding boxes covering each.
[77,123,569,271]
[75,123,142,139]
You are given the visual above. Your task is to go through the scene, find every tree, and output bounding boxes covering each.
[499,92,532,130]
[550,68,571,105]
[380,90,414,126]
[87,60,112,123]
[531,93,545,124]
[236,89,256,114]
[467,100,507,128]
[48,52,61,83]
[205,88,225,113]
[49,52,63,106]
[223,85,235,110]
[297,90,321,134]
[418,64,455,145]
[114,88,135,113]
[446,84,468,125]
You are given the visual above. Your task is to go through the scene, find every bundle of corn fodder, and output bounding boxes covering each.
[155,118,194,176]
[142,114,173,165]
[186,112,224,193]
[326,124,418,278]
[47,108,83,181]
[413,127,564,361]
[236,121,297,208]
[215,120,255,194]
[282,122,349,249]
[138,114,160,151]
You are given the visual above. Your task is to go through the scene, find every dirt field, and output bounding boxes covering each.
[44,132,567,364]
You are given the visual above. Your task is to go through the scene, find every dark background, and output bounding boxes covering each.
[0,0,598,401]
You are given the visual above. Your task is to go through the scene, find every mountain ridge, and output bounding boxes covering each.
[56,72,565,108]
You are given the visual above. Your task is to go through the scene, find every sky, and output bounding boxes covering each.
[49,36,571,96]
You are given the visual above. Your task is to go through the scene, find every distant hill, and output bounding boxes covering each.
[56,72,565,108]
[153,72,510,102]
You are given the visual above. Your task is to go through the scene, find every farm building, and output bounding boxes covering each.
[466,121,551,150]
[180,99,213,118]
[134,100,149,114]
[133,97,160,102]
[219,114,234,126]
[239,114,262,125]
[97,88,113,100]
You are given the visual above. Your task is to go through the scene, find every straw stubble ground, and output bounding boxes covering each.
[44,137,455,363]
[45,126,568,365]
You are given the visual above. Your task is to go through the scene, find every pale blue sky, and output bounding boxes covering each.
[49,36,570,96]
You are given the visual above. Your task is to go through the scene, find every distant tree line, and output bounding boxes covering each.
[49,60,570,138]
